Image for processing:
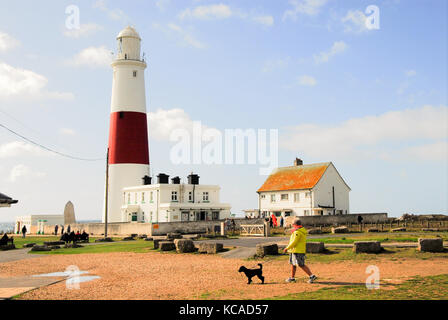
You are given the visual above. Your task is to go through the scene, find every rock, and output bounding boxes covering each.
[138,234,147,239]
[64,243,83,248]
[144,237,153,241]
[198,242,224,254]
[167,233,183,240]
[95,237,113,242]
[43,241,65,246]
[50,245,61,250]
[331,226,349,234]
[153,239,163,249]
[122,236,135,241]
[422,228,440,232]
[183,234,200,240]
[159,241,176,251]
[367,228,379,233]
[353,241,382,253]
[0,244,16,251]
[255,243,278,257]
[418,238,444,252]
[23,243,36,248]
[306,242,325,253]
[308,229,322,235]
[391,228,406,232]
[31,245,51,252]
[174,239,196,253]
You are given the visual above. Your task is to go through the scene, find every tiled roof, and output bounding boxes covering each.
[257,163,331,192]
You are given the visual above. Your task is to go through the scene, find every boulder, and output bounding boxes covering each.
[353,241,382,253]
[121,236,135,241]
[31,245,51,252]
[256,243,278,257]
[153,239,163,249]
[138,234,148,239]
[418,238,444,252]
[197,242,224,254]
[174,239,196,253]
[43,241,65,246]
[23,243,36,248]
[64,243,83,248]
[50,245,61,250]
[167,233,183,240]
[306,242,325,253]
[331,226,349,234]
[422,228,440,232]
[391,228,406,232]
[159,241,176,251]
[367,228,380,233]
[308,229,322,235]
[0,244,16,251]
[144,237,153,241]
[183,234,200,240]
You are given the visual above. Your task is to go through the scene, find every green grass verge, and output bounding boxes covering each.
[267,274,448,300]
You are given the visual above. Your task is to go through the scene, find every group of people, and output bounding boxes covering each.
[0,233,13,246]
[60,230,89,243]
[225,218,236,233]
[266,214,284,228]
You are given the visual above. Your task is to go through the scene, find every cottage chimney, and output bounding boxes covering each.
[294,158,303,166]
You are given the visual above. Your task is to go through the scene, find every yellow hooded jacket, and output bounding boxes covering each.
[285,227,307,254]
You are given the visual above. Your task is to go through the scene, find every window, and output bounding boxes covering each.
[294,193,300,202]
[304,210,310,216]
[260,194,266,199]
[150,191,153,202]
[203,192,209,202]
[141,192,145,203]
[305,192,311,198]
[127,193,131,204]
[271,194,276,202]
[171,191,178,201]
[133,70,137,77]
[281,194,289,201]
[212,211,219,220]
[188,191,193,202]
[141,212,145,221]
[134,193,137,204]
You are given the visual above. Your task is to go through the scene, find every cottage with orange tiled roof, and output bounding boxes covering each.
[257,159,351,219]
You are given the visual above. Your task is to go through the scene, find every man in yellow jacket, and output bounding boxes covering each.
[283,219,317,283]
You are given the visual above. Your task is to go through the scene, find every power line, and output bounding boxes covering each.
[0,122,105,162]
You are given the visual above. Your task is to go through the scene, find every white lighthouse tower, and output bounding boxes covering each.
[104,26,150,223]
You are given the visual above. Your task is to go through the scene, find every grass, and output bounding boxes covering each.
[249,247,448,264]
[28,239,154,255]
[267,274,448,300]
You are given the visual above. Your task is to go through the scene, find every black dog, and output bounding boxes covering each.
[238,263,264,285]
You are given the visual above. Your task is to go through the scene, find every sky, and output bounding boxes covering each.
[0,0,447,222]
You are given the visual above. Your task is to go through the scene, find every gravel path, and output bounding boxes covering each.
[1,252,447,300]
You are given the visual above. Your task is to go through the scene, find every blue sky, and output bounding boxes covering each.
[0,0,447,222]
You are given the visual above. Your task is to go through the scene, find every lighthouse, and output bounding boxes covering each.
[104,26,150,223]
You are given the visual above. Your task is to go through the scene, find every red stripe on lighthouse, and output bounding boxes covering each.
[108,111,149,165]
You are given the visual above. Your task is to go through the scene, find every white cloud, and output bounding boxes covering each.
[9,164,46,182]
[60,128,76,136]
[281,105,448,162]
[93,0,129,22]
[283,0,328,21]
[313,41,347,64]
[179,4,234,20]
[0,62,74,101]
[0,141,49,158]
[252,15,274,27]
[403,141,448,162]
[63,23,103,38]
[298,75,317,86]
[0,31,20,52]
[68,46,113,68]
[341,10,371,33]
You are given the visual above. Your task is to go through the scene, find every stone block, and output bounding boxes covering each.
[391,228,406,232]
[306,242,325,253]
[331,226,349,234]
[23,243,36,248]
[159,241,176,251]
[121,236,135,241]
[95,237,113,243]
[43,241,65,246]
[367,228,379,233]
[31,245,51,252]
[64,243,83,248]
[308,229,322,235]
[255,243,278,257]
[167,233,183,240]
[197,242,224,254]
[174,239,196,253]
[353,241,382,253]
[0,244,16,251]
[418,238,444,252]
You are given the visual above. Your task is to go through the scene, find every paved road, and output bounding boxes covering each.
[0,248,42,264]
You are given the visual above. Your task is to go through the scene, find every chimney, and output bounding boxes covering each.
[187,173,200,185]
[171,176,181,184]
[142,175,152,185]
[157,173,169,184]
[294,158,303,166]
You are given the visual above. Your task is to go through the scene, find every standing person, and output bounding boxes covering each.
[269,215,273,228]
[67,225,71,234]
[279,216,284,228]
[271,214,278,227]
[283,219,317,284]
[61,225,65,234]
[21,225,27,238]
[54,225,59,235]
[357,215,363,225]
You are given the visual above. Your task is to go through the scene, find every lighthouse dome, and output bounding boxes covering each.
[117,26,141,40]
[116,26,142,61]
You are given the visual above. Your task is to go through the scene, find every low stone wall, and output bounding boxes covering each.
[286,213,388,227]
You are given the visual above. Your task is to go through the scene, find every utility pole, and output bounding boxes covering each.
[104,148,109,238]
